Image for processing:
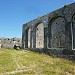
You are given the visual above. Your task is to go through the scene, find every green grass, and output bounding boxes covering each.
[0,48,75,75]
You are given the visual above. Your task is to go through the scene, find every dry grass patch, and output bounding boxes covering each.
[0,48,75,75]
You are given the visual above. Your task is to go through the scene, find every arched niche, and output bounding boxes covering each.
[28,28,31,48]
[25,28,31,48]
[35,23,44,48]
[48,16,66,48]
[71,13,75,49]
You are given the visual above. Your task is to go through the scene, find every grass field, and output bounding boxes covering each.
[0,48,75,75]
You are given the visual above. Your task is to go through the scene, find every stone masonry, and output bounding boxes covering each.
[22,2,75,55]
[0,37,21,48]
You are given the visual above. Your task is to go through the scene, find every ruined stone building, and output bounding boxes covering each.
[22,2,75,55]
[0,37,21,48]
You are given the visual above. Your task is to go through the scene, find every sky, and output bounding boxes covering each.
[0,0,74,38]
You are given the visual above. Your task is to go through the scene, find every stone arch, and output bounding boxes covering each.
[48,16,66,48]
[71,13,75,21]
[33,20,45,30]
[71,13,75,49]
[33,21,45,48]
[25,27,31,48]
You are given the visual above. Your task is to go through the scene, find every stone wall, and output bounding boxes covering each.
[22,2,75,55]
[0,37,21,48]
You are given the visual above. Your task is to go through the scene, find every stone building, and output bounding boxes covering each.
[0,37,21,48]
[22,2,75,55]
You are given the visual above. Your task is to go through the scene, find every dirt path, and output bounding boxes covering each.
[1,69,32,75]
[1,50,34,75]
[11,51,23,70]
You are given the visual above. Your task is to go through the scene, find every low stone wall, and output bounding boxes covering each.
[1,44,14,48]
[28,48,63,55]
[30,48,44,53]
[26,48,75,61]
[47,49,63,56]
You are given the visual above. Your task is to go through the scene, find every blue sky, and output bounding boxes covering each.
[0,0,74,38]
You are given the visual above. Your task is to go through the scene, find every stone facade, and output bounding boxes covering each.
[0,37,21,48]
[22,2,75,55]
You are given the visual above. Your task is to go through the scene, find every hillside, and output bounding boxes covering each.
[0,48,75,75]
